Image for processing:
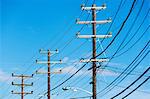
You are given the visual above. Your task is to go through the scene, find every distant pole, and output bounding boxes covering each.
[11,74,33,99]
[36,49,62,99]
[48,51,50,99]
[21,75,24,99]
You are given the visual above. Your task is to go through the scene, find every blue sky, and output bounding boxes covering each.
[0,0,150,99]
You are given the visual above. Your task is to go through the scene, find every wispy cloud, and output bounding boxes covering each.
[0,69,14,83]
[53,66,118,76]
[62,57,69,63]
[128,91,150,99]
[51,57,121,76]
[97,69,119,76]
[52,66,87,76]
[101,62,126,67]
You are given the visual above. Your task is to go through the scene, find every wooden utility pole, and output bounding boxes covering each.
[11,74,33,99]
[47,51,50,99]
[76,4,112,99]
[92,4,97,99]
[36,49,62,99]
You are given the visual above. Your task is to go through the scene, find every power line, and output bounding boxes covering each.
[95,0,137,58]
[116,8,150,55]
[97,78,150,94]
[98,1,149,80]
[0,0,90,99]
[42,0,137,94]
[106,66,149,78]
[122,76,150,99]
[96,40,149,96]
[101,49,149,97]
[100,0,124,43]
[114,24,150,58]
[111,66,150,99]
[50,0,90,50]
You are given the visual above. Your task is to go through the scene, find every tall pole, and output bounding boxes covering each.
[76,3,112,99]
[48,51,50,99]
[21,75,24,99]
[92,4,97,99]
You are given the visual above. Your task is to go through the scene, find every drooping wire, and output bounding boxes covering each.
[111,66,150,99]
[34,0,137,97]
[122,76,150,99]
[49,0,137,93]
[96,41,149,96]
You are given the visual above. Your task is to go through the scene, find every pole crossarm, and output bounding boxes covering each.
[81,4,106,10]
[11,74,33,99]
[11,91,33,95]
[12,82,33,86]
[77,34,112,38]
[76,19,112,24]
[36,70,62,74]
[80,59,109,63]
[39,49,59,54]
[36,60,62,64]
[12,73,33,78]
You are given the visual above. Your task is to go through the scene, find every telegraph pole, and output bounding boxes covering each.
[36,49,62,99]
[76,4,112,99]
[48,51,50,99]
[11,74,33,99]
[92,4,97,99]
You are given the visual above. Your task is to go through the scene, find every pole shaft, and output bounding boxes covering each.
[21,76,24,99]
[92,4,97,99]
[48,51,50,99]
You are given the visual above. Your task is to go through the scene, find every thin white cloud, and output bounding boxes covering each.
[97,69,119,76]
[51,57,121,76]
[0,69,14,83]
[62,57,69,63]
[37,68,47,73]
[53,66,87,76]
[127,91,150,99]
[53,66,118,76]
[101,62,126,67]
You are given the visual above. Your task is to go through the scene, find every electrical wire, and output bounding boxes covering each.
[46,0,126,95]
[96,0,137,58]
[96,40,149,96]
[98,48,150,97]
[100,0,125,43]
[122,76,150,99]
[97,78,150,95]
[111,67,150,99]
[114,24,150,58]
[45,0,137,94]
[118,8,149,52]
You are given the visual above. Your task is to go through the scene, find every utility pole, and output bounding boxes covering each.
[36,49,62,99]
[76,4,112,99]
[11,73,33,99]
